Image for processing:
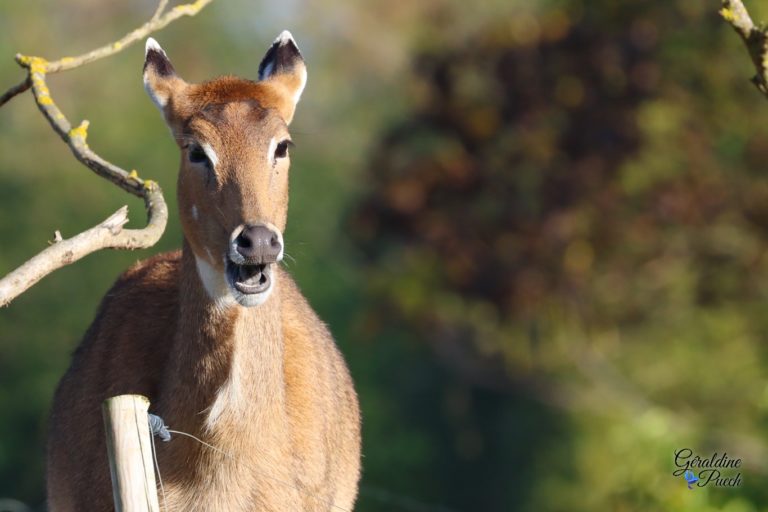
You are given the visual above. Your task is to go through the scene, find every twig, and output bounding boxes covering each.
[720,0,768,97]
[26,0,212,73]
[0,0,214,306]
[0,0,212,108]
[0,76,31,108]
[152,0,171,22]
[0,208,131,306]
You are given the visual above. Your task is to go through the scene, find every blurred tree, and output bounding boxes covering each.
[348,0,768,510]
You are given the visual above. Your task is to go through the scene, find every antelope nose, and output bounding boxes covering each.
[234,224,282,263]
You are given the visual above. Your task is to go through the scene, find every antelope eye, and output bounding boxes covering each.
[274,140,290,160]
[189,144,210,166]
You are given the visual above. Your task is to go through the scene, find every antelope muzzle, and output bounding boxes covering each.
[227,224,283,298]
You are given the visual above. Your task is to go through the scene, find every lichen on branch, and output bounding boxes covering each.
[720,0,768,97]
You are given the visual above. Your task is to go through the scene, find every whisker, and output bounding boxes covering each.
[213,203,228,226]
[149,424,168,511]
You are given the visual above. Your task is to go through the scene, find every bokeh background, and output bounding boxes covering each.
[2,0,768,510]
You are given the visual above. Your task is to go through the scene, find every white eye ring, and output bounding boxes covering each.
[200,143,219,168]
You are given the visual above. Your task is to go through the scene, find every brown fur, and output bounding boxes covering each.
[46,38,360,511]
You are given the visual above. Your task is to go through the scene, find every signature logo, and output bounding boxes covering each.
[683,470,698,489]
[674,448,742,489]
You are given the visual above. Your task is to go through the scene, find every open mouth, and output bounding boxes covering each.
[226,260,272,295]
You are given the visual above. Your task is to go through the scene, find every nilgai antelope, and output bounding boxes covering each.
[46,33,361,511]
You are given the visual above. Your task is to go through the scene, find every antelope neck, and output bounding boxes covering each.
[159,240,287,439]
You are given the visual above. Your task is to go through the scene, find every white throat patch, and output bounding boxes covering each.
[194,255,236,309]
[194,253,278,309]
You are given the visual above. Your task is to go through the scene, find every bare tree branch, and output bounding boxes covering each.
[0,0,212,108]
[0,208,129,304]
[0,76,30,108]
[40,0,213,73]
[0,0,214,306]
[720,0,768,97]
[152,0,171,22]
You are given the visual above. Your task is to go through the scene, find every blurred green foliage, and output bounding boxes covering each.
[2,0,768,510]
[349,0,768,510]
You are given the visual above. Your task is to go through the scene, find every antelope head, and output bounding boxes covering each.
[143,32,307,307]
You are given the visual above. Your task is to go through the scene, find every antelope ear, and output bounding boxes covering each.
[143,38,185,111]
[258,31,307,124]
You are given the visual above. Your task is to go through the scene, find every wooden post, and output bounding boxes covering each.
[102,394,161,512]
